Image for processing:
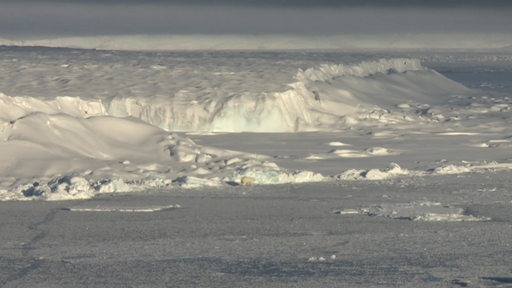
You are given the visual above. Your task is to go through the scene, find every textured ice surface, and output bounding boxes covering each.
[1,48,512,200]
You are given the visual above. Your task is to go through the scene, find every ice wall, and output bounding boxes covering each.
[0,58,471,133]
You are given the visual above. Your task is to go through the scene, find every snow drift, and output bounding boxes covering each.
[0,112,324,200]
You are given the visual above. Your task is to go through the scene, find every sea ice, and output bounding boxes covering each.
[0,48,511,200]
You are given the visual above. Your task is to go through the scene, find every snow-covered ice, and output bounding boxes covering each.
[1,47,512,200]
[1,44,512,287]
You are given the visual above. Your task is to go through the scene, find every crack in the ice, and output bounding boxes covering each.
[21,208,59,257]
[3,208,60,286]
[2,259,42,286]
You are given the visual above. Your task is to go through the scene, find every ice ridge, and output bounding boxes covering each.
[296,58,424,82]
[0,58,468,133]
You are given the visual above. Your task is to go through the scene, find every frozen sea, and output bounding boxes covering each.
[1,46,512,287]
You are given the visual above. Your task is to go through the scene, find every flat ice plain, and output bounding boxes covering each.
[1,46,512,287]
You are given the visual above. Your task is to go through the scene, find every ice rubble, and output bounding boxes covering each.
[337,163,411,181]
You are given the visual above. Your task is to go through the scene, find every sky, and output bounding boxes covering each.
[0,0,511,49]
[2,0,511,6]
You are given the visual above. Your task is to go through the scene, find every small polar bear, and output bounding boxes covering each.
[240,176,255,186]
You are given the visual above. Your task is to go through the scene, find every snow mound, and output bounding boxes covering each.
[337,163,410,181]
[429,161,512,176]
[231,166,326,185]
[173,176,223,189]
[174,164,326,188]
[16,177,132,201]
[328,141,350,147]
[475,139,512,148]
[432,164,471,175]
[12,174,178,201]
[365,147,394,156]
[307,146,396,160]
[1,111,327,200]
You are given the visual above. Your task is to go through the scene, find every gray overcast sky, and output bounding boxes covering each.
[2,0,511,6]
[0,0,511,38]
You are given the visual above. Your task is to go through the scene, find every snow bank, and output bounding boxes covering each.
[0,111,318,200]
